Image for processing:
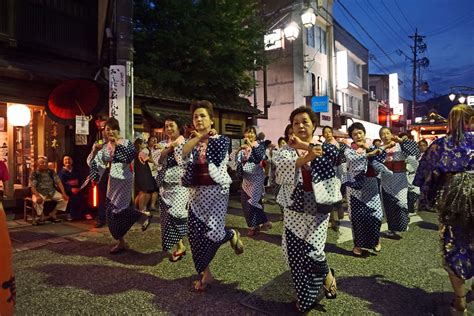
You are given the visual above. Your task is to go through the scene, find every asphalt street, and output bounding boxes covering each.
[7,196,474,315]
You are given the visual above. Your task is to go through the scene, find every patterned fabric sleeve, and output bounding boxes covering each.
[207,135,232,188]
[113,139,136,164]
[400,139,421,159]
[274,147,297,185]
[206,135,230,167]
[248,142,266,164]
[89,148,107,182]
[342,146,368,189]
[309,143,338,183]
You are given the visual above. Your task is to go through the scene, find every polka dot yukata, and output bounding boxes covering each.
[380,140,420,232]
[275,143,341,312]
[152,138,190,253]
[343,146,385,249]
[181,135,234,274]
[89,139,142,240]
[237,141,268,228]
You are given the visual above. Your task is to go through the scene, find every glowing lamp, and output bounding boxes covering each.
[390,114,400,121]
[301,8,316,28]
[7,103,31,127]
[284,22,300,41]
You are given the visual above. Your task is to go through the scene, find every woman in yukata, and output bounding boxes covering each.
[274,124,295,212]
[322,126,346,232]
[152,115,189,262]
[378,126,420,238]
[415,104,473,314]
[181,100,244,292]
[89,117,153,254]
[236,126,272,236]
[276,106,339,312]
[343,122,387,256]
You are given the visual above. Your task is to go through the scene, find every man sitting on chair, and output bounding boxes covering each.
[29,156,69,224]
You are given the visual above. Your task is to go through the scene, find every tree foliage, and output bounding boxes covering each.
[134,0,267,103]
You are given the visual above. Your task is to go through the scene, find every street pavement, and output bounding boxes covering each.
[7,196,474,315]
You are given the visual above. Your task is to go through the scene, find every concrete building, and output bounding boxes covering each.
[334,20,370,123]
[369,74,407,134]
[252,0,336,143]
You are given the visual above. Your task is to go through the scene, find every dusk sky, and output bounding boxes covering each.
[333,0,474,101]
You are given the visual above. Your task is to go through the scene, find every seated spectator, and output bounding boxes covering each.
[29,156,69,224]
[58,155,83,221]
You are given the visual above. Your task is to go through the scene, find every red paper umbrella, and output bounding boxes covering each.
[47,79,102,124]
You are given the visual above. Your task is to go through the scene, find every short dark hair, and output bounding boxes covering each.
[418,139,428,146]
[284,124,293,142]
[190,100,214,119]
[373,139,382,145]
[322,126,333,134]
[289,106,318,127]
[134,138,144,151]
[105,117,120,131]
[163,114,183,131]
[348,122,366,139]
[379,126,391,137]
[278,137,286,146]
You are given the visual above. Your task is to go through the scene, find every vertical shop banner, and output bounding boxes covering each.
[109,65,126,129]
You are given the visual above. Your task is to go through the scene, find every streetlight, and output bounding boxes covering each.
[448,86,474,104]
[283,22,300,41]
[301,7,316,28]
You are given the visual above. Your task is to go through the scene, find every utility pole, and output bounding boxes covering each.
[408,29,428,123]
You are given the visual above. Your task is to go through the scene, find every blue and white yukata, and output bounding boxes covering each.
[152,136,189,253]
[380,140,420,232]
[343,146,387,249]
[276,143,341,312]
[237,141,268,229]
[181,135,235,274]
[274,146,294,211]
[89,139,142,240]
[415,132,474,280]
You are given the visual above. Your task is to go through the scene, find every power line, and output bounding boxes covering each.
[336,0,398,67]
[380,0,412,36]
[394,1,415,33]
[335,3,370,48]
[363,0,411,48]
[425,13,474,37]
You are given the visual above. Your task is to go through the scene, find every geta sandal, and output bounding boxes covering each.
[323,268,337,299]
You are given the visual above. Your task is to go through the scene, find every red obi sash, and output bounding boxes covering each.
[384,160,406,172]
[191,163,217,186]
[301,168,313,192]
[366,165,377,177]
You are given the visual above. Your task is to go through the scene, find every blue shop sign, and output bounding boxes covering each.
[311,96,329,112]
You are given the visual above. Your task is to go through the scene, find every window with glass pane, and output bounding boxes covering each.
[306,26,315,47]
